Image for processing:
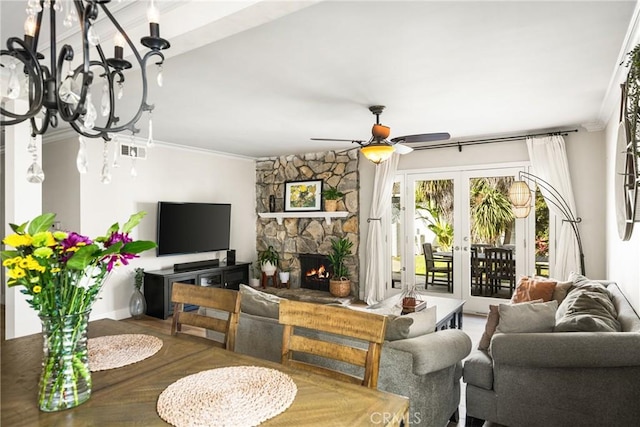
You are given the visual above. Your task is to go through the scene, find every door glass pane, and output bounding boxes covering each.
[468,176,515,300]
[391,181,403,289]
[534,187,550,277]
[414,179,454,294]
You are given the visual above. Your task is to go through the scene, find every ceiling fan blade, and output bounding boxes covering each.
[394,143,413,155]
[310,138,367,143]
[391,132,451,144]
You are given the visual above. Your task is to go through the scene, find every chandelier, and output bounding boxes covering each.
[1,0,170,184]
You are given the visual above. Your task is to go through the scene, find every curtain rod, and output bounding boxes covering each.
[411,129,579,152]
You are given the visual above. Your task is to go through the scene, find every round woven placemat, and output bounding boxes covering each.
[157,366,297,427]
[88,334,163,372]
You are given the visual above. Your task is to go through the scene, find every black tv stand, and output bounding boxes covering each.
[144,262,250,319]
[174,259,219,271]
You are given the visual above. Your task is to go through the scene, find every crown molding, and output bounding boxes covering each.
[598,1,640,126]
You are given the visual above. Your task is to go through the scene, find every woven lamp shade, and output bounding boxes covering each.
[361,143,395,164]
[509,181,531,207]
[512,204,532,218]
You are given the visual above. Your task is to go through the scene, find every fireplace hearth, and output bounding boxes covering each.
[299,253,332,292]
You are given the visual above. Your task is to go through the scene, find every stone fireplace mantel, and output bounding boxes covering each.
[258,211,348,225]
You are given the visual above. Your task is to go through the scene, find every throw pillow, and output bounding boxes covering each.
[511,276,557,303]
[495,300,558,334]
[477,299,545,350]
[555,286,621,332]
[384,315,414,341]
[547,279,573,304]
[239,284,282,319]
[404,306,437,338]
[477,305,499,351]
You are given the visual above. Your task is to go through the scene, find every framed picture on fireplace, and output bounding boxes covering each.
[284,180,323,212]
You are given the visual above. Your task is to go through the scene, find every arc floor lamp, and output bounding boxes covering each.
[509,171,585,275]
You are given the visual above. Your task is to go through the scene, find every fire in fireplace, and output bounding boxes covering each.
[299,253,332,292]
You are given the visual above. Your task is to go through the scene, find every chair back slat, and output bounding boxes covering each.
[288,335,368,367]
[170,282,241,351]
[279,299,387,389]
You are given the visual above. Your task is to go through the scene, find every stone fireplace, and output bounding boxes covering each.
[255,149,360,295]
[299,253,332,292]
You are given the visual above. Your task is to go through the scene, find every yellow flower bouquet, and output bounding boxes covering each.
[1,211,156,411]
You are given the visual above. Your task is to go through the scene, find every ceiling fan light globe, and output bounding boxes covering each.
[361,143,395,164]
[372,124,391,139]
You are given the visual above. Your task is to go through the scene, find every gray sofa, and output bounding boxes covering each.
[463,281,640,427]
[206,286,472,426]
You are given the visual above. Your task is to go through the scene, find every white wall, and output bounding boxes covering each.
[35,137,256,328]
[357,129,607,298]
[605,110,640,311]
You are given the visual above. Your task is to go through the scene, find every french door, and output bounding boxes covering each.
[390,165,530,313]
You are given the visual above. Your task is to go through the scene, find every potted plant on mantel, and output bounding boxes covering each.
[321,186,345,212]
[258,245,280,276]
[327,236,353,297]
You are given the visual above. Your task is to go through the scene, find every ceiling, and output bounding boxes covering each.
[1,1,637,159]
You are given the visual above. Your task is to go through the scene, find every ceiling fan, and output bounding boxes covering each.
[311,105,450,164]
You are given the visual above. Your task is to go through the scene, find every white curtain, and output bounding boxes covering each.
[526,135,581,279]
[364,153,400,305]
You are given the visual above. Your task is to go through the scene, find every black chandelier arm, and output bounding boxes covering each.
[0,39,46,125]
[518,171,585,275]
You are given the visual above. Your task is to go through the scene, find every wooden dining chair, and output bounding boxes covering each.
[278,299,388,389]
[423,242,453,292]
[170,282,242,351]
[484,247,515,297]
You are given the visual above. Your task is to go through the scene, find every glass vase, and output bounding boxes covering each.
[38,311,92,412]
[129,288,147,319]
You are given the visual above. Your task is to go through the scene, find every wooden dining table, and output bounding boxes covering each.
[1,319,409,426]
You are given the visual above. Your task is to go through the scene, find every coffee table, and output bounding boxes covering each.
[403,295,465,330]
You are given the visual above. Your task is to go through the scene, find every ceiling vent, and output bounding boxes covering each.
[120,143,147,160]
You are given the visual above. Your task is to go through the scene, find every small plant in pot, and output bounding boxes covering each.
[327,237,353,297]
[278,264,291,287]
[249,261,261,288]
[258,245,280,276]
[321,186,345,212]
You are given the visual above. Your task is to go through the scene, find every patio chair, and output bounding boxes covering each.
[423,243,453,292]
[484,247,515,297]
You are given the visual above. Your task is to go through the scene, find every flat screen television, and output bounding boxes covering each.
[156,202,231,256]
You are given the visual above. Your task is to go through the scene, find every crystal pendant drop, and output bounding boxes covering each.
[43,0,51,9]
[147,115,154,147]
[76,136,88,174]
[111,135,120,168]
[130,159,138,177]
[129,135,137,177]
[63,13,72,27]
[101,80,110,117]
[87,26,100,46]
[117,82,124,100]
[100,142,112,184]
[7,62,20,100]
[27,0,42,13]
[156,64,163,87]
[26,135,45,183]
[26,161,45,183]
[53,0,62,12]
[83,93,97,129]
[59,73,81,105]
